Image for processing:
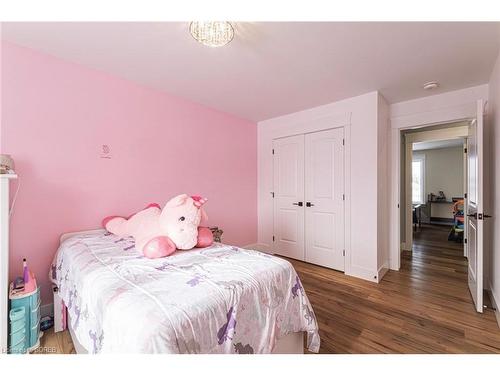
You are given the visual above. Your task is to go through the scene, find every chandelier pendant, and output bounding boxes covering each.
[189,21,234,47]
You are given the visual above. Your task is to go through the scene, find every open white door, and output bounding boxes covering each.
[466,100,484,313]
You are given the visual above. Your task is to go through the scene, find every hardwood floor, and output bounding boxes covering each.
[291,224,500,353]
[39,224,500,353]
[35,328,75,354]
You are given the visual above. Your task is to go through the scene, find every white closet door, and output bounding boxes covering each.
[304,128,345,271]
[273,135,305,260]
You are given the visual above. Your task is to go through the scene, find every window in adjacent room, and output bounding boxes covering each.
[412,155,425,204]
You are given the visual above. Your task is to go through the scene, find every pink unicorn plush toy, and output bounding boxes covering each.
[102,194,214,258]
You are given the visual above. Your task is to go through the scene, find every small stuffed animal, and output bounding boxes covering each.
[102,194,214,258]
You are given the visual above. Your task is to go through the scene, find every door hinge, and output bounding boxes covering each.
[272,149,275,155]
[464,238,467,244]
[342,250,345,257]
[271,192,274,198]
[464,193,467,199]
[342,194,345,201]
[272,235,275,242]
[464,147,467,153]
[342,138,345,146]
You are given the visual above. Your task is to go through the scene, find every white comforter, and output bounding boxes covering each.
[50,231,320,353]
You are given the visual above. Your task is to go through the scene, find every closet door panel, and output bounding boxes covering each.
[273,135,305,260]
[305,128,345,271]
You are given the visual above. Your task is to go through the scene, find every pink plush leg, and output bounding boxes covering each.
[143,236,177,258]
[102,215,121,228]
[196,227,214,248]
[103,216,128,237]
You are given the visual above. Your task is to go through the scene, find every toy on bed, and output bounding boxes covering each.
[102,194,214,258]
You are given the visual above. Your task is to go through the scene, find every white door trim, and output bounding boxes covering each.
[463,138,469,258]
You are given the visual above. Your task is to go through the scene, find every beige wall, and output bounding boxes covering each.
[413,146,464,218]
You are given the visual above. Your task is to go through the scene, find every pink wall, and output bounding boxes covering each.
[0,42,257,304]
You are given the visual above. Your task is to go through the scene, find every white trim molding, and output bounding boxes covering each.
[388,85,488,271]
[377,263,389,283]
[489,286,500,329]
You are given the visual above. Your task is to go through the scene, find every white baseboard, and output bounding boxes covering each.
[377,263,389,282]
[389,258,399,271]
[346,266,378,283]
[401,242,411,251]
[41,303,54,318]
[488,285,500,329]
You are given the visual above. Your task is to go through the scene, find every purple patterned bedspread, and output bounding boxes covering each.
[50,231,320,353]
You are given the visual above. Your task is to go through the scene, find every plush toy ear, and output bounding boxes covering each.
[191,196,208,209]
[165,194,190,208]
[200,207,209,223]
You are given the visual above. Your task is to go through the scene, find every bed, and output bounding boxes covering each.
[50,230,320,354]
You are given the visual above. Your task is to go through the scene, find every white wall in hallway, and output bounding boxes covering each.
[413,146,464,219]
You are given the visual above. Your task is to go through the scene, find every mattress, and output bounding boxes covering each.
[50,231,320,353]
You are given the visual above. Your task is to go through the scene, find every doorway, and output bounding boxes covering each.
[398,108,486,313]
[401,122,469,256]
[410,135,467,254]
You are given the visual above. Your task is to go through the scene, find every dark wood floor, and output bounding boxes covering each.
[290,224,500,353]
[39,224,500,353]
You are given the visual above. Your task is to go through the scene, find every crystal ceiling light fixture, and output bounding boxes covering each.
[189,21,234,47]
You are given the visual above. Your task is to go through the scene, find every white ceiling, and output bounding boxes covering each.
[413,138,464,151]
[2,22,500,122]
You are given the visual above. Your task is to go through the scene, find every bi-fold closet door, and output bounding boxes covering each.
[273,128,345,271]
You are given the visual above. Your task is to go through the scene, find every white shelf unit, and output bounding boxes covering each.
[1,174,17,354]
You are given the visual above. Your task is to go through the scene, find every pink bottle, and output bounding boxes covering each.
[22,258,36,294]
[23,258,29,283]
